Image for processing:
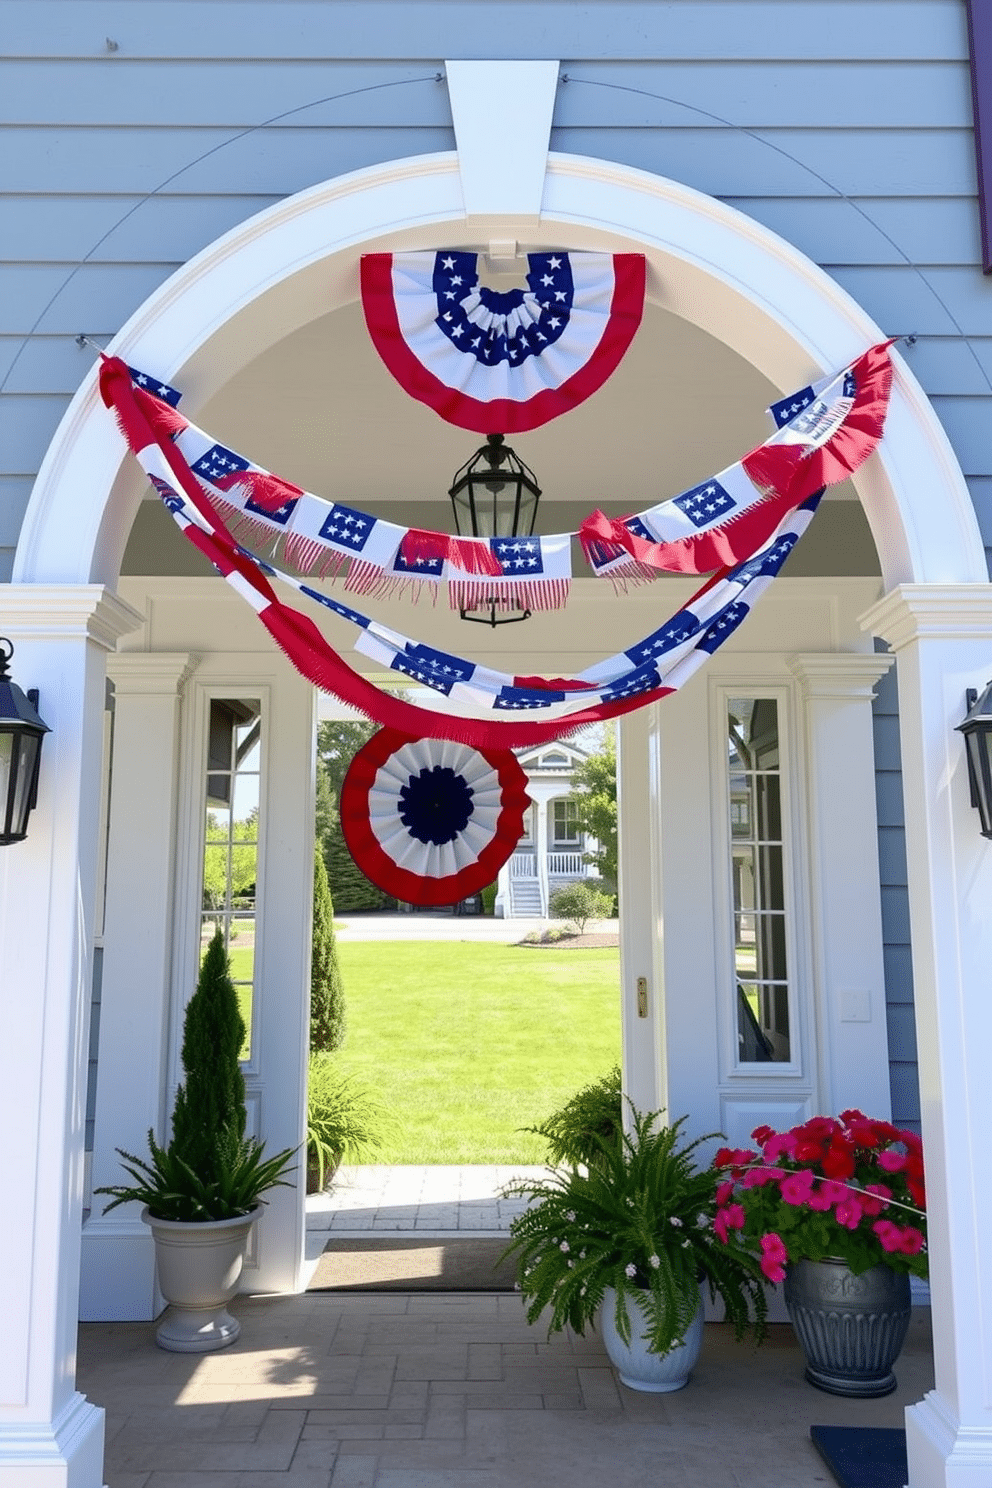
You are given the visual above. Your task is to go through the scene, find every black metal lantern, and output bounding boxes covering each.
[0,638,50,845]
[448,434,541,626]
[957,681,992,838]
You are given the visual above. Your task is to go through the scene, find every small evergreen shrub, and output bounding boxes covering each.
[307,1054,391,1190]
[310,846,346,1052]
[171,929,247,1179]
[548,880,615,934]
[325,826,396,912]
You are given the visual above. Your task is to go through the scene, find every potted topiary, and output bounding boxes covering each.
[96,930,296,1353]
[502,1104,767,1392]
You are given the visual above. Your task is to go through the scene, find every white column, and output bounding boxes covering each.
[862,586,992,1488]
[616,707,666,1117]
[788,653,895,1116]
[534,790,550,918]
[0,585,142,1488]
[80,652,198,1321]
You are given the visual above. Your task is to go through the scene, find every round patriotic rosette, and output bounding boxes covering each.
[339,728,531,905]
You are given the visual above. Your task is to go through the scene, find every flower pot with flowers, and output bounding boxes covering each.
[502,1105,768,1392]
[711,1110,926,1397]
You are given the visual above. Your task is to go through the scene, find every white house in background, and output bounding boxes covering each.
[6,9,992,1486]
[496,739,604,919]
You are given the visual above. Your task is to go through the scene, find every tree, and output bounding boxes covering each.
[170,929,247,1181]
[316,717,396,911]
[570,729,618,892]
[202,810,258,915]
[548,880,615,934]
[310,845,346,1052]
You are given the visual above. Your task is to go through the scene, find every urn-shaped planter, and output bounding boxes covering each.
[600,1285,705,1393]
[783,1258,912,1397]
[144,1205,260,1353]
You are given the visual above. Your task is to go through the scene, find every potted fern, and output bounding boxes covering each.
[502,1105,767,1392]
[96,930,296,1352]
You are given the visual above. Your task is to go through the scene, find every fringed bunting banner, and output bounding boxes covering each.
[115,341,894,614]
[340,729,531,904]
[100,348,830,748]
[361,251,647,433]
[577,342,894,581]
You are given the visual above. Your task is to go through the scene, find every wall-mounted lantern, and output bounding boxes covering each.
[957,681,992,838]
[0,638,50,845]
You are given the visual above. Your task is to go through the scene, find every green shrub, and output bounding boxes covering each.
[548,880,615,934]
[310,846,346,1052]
[307,1053,391,1190]
[529,1065,623,1169]
[480,881,498,915]
[325,825,396,912]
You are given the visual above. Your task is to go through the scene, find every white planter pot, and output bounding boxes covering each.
[600,1284,705,1392]
[143,1205,260,1353]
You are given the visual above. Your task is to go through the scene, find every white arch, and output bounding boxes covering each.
[15,149,984,590]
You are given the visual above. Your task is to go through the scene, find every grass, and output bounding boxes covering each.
[327,940,621,1164]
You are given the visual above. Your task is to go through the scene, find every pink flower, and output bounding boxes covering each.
[715,1180,735,1207]
[834,1196,864,1230]
[806,1183,834,1212]
[759,1232,788,1284]
[877,1149,907,1173]
[898,1226,925,1256]
[818,1180,849,1206]
[763,1131,798,1160]
[860,1183,893,1217]
[742,1165,780,1188]
[751,1124,774,1145]
[713,1204,745,1245]
[872,1219,903,1254]
[780,1169,815,1205]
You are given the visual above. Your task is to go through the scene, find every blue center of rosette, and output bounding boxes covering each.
[399,766,474,846]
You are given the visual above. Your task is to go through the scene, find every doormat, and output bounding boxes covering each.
[810,1426,908,1488]
[308,1237,518,1292]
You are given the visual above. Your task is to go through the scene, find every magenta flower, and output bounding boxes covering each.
[872,1219,903,1253]
[834,1196,864,1230]
[715,1180,735,1207]
[759,1232,788,1284]
[762,1131,798,1160]
[780,1169,815,1205]
[877,1149,907,1173]
[898,1226,925,1256]
[742,1165,780,1188]
[713,1203,745,1244]
[860,1183,893,1217]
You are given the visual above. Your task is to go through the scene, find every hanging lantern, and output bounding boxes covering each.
[449,434,541,626]
[0,638,50,845]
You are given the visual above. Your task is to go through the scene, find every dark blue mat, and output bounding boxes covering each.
[810,1426,908,1488]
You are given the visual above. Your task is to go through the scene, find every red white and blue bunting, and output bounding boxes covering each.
[115,342,893,618]
[340,729,530,904]
[99,348,840,751]
[360,252,647,433]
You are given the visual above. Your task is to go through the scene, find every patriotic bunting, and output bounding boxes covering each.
[340,729,530,904]
[101,343,838,750]
[361,252,646,433]
[117,341,894,615]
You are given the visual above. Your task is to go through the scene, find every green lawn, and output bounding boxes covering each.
[327,940,621,1164]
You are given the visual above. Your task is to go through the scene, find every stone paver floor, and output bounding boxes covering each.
[78,1166,935,1487]
[79,1295,933,1488]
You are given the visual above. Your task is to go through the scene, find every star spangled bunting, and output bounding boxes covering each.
[116,340,891,616]
[361,251,646,433]
[103,350,831,746]
[578,342,893,580]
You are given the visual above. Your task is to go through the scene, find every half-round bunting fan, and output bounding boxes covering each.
[339,728,531,905]
[361,251,646,433]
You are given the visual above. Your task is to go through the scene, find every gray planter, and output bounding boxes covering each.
[143,1205,260,1353]
[783,1257,912,1397]
[599,1285,704,1392]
